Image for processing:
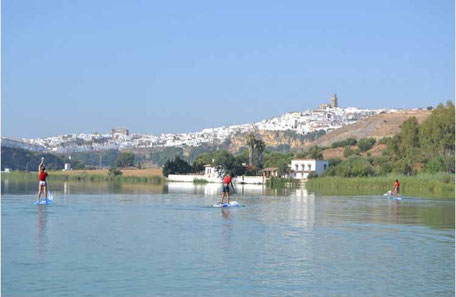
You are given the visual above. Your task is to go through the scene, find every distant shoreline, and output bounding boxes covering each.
[4,171,454,199]
[3,169,164,184]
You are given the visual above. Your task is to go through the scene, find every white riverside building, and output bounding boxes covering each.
[290,159,329,179]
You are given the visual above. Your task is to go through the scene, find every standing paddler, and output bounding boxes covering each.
[36,157,49,203]
[220,173,234,205]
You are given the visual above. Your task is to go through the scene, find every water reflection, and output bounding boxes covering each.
[289,188,315,229]
[221,208,233,251]
[2,178,306,198]
[36,205,48,257]
[3,178,9,192]
[165,182,303,198]
[391,200,400,224]
[237,184,265,196]
[166,182,266,197]
[221,208,231,219]
[1,178,168,195]
[64,181,69,195]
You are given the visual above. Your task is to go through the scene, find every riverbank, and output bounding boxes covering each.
[265,177,301,188]
[3,169,164,184]
[306,173,455,198]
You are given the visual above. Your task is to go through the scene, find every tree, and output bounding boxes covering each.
[149,147,184,166]
[385,117,421,162]
[295,146,324,160]
[192,152,216,173]
[246,133,256,167]
[255,139,266,169]
[276,160,290,177]
[328,158,342,167]
[114,152,135,168]
[332,156,375,177]
[331,137,358,148]
[162,156,193,177]
[419,101,455,172]
[1,147,65,171]
[378,137,392,145]
[357,137,376,152]
[214,150,245,176]
[343,146,356,158]
[108,168,123,176]
[398,117,420,153]
[308,146,323,160]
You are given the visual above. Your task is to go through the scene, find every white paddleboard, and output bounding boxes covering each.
[34,199,52,205]
[384,193,402,200]
[213,201,239,208]
[34,191,53,205]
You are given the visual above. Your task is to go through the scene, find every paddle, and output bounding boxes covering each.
[230,179,236,195]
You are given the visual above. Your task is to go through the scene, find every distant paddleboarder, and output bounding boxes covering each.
[394,179,400,196]
[37,157,49,203]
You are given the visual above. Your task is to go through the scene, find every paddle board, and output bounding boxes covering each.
[213,201,239,208]
[34,191,53,205]
[34,199,52,205]
[384,193,402,200]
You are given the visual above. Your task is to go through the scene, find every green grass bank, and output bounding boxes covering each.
[265,177,301,188]
[306,173,455,198]
[3,171,164,184]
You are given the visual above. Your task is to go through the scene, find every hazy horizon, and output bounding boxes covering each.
[3,0,454,138]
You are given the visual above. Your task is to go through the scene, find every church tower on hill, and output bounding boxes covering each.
[330,94,338,108]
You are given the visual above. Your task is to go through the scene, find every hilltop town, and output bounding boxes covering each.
[3,95,401,153]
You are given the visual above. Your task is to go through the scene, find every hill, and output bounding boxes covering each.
[8,103,388,153]
[309,110,431,148]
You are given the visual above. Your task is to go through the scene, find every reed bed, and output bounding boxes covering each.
[306,173,455,198]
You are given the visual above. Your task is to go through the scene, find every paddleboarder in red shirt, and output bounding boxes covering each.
[37,157,49,202]
[394,179,400,196]
[220,173,234,205]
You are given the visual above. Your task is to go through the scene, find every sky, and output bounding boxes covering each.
[2,0,454,138]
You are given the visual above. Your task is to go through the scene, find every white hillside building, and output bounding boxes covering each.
[290,159,329,179]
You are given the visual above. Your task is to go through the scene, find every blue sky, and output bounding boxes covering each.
[3,0,454,138]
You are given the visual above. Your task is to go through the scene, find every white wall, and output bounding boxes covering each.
[236,176,265,184]
[167,174,222,183]
[167,174,265,184]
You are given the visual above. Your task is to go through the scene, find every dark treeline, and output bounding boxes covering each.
[1,147,85,171]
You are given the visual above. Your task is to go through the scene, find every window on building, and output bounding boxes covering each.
[308,164,312,171]
[295,164,299,170]
[324,164,327,170]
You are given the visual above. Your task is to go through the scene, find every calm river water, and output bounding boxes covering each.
[2,180,454,297]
